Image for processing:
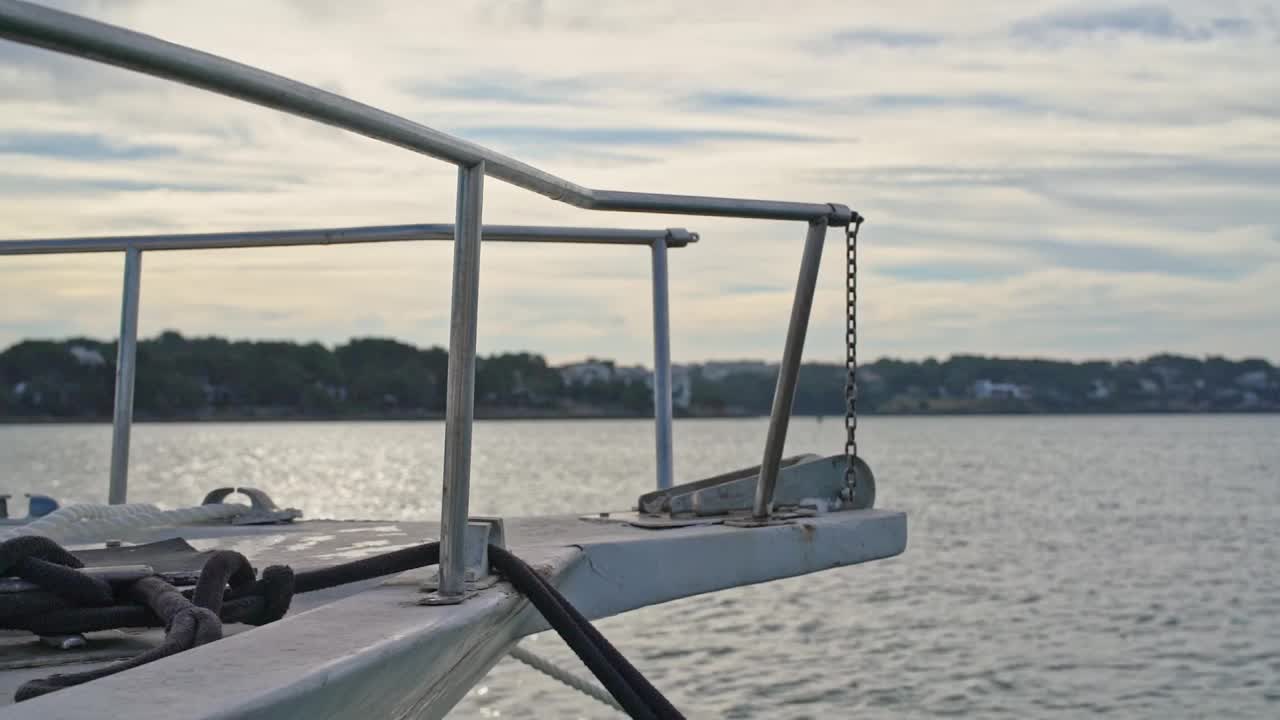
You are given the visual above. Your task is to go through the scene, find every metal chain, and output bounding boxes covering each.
[844,215,863,492]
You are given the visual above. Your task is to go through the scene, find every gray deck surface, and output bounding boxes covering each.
[0,509,906,718]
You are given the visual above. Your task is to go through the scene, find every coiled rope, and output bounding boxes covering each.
[0,536,682,718]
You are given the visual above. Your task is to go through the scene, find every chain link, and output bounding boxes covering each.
[844,215,862,492]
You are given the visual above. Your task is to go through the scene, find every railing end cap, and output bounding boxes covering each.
[826,204,857,226]
[665,228,697,247]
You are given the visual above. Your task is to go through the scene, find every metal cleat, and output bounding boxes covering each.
[202,487,302,525]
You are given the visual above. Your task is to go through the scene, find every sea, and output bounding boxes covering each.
[2,415,1277,718]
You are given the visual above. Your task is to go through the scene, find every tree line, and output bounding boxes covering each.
[1,331,1276,420]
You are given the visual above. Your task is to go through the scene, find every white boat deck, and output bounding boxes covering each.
[0,509,905,719]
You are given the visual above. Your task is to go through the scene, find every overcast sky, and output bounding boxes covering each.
[2,1,1277,364]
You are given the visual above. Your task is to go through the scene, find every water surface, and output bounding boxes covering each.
[2,415,1277,718]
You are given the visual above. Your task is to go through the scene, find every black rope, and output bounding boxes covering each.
[529,562,683,719]
[489,545,685,719]
[0,536,112,608]
[1,537,681,718]
[488,545,657,720]
[15,550,248,701]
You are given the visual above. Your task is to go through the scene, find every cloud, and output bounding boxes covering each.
[448,125,826,148]
[1025,238,1266,280]
[865,93,1040,113]
[721,283,789,295]
[0,132,176,160]
[685,91,811,111]
[1011,6,1255,45]
[0,0,1277,364]
[876,263,1026,283]
[0,174,236,194]
[412,72,602,106]
[826,29,943,48]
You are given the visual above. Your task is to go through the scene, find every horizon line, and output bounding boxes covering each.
[4,330,1277,368]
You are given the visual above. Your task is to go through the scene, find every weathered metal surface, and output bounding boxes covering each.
[639,454,858,519]
[586,508,817,530]
[0,510,905,718]
[637,454,817,515]
[694,455,847,516]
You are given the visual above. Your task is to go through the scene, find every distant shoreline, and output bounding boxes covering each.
[4,408,1277,425]
[6,334,1277,418]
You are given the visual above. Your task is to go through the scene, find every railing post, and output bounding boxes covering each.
[650,237,675,490]
[436,161,485,601]
[108,247,142,505]
[753,221,827,519]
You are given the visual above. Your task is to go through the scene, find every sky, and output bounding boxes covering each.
[1,0,1278,365]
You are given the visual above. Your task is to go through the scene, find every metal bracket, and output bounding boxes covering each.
[39,634,88,650]
[0,564,155,595]
[643,455,845,516]
[637,454,817,516]
[420,517,505,605]
[632,454,873,526]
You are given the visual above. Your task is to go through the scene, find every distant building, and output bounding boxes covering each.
[1236,370,1269,390]
[559,361,614,386]
[319,382,348,402]
[857,368,884,386]
[1138,378,1161,395]
[558,360,691,409]
[643,365,692,410]
[1088,379,1111,400]
[68,345,105,366]
[700,361,775,382]
[672,367,692,409]
[973,379,1027,400]
[1151,364,1181,386]
[11,382,42,405]
[613,365,650,384]
[202,382,231,405]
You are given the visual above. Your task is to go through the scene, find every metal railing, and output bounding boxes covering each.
[0,0,863,602]
[0,223,694,505]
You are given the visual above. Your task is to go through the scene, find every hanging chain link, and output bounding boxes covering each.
[844,215,863,493]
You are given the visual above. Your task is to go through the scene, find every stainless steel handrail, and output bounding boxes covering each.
[0,1,850,224]
[0,224,697,254]
[0,0,864,598]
